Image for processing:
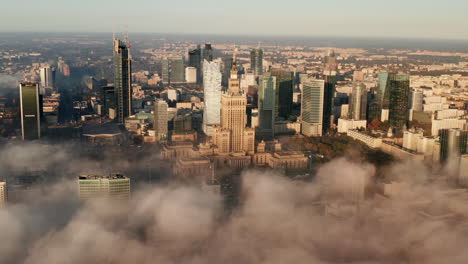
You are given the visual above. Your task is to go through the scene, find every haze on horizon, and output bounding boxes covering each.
[2,0,468,40]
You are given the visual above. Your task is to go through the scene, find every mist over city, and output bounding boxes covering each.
[0,0,468,263]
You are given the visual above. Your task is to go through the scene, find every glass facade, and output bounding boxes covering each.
[250,48,263,75]
[271,69,294,119]
[113,39,132,124]
[301,80,324,136]
[388,74,410,129]
[258,75,276,139]
[20,83,41,140]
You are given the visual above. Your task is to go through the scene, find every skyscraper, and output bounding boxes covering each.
[258,74,276,139]
[189,45,202,84]
[162,56,185,85]
[78,174,130,200]
[154,99,168,142]
[349,82,367,120]
[301,80,324,137]
[19,82,41,140]
[271,69,294,119]
[439,128,468,163]
[113,38,132,124]
[213,51,255,154]
[188,45,202,68]
[39,66,55,90]
[101,86,116,117]
[410,89,423,112]
[388,74,410,130]
[202,60,222,136]
[250,48,263,75]
[323,50,337,134]
[203,43,213,62]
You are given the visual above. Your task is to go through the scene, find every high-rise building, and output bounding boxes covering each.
[250,48,263,75]
[188,45,202,68]
[301,80,324,137]
[185,66,197,83]
[271,69,294,119]
[113,38,132,124]
[349,82,367,120]
[410,89,423,112]
[213,52,255,154]
[78,174,130,200]
[202,60,222,136]
[323,50,337,134]
[0,181,6,207]
[257,74,276,139]
[101,86,115,117]
[189,45,202,84]
[162,56,185,85]
[19,82,41,140]
[154,99,168,142]
[39,66,55,90]
[388,74,410,130]
[439,128,468,163]
[203,43,213,62]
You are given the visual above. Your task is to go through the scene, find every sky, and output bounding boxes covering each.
[1,0,468,40]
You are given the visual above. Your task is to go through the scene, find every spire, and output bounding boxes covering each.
[231,46,237,72]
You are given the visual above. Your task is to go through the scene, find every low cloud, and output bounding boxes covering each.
[1,142,468,263]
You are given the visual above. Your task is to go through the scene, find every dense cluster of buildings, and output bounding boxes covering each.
[5,34,468,202]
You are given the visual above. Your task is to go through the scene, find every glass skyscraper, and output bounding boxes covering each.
[271,69,294,119]
[113,39,132,124]
[162,56,185,84]
[349,82,367,120]
[154,99,168,142]
[388,74,410,129]
[202,60,222,136]
[250,48,263,75]
[258,74,276,139]
[203,43,213,62]
[301,80,324,136]
[19,82,41,140]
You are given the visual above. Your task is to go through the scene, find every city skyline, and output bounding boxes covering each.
[1,0,468,40]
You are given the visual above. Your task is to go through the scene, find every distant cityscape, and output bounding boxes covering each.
[0,31,467,263]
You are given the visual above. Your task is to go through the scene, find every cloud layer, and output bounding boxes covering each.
[1,142,468,263]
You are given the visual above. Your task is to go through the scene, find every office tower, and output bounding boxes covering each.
[174,111,193,133]
[113,38,132,124]
[101,86,116,117]
[349,82,367,120]
[250,48,263,75]
[410,89,423,112]
[162,56,185,85]
[185,66,197,83]
[213,52,255,154]
[301,80,324,136]
[202,60,222,136]
[154,99,168,142]
[188,45,202,68]
[78,174,130,200]
[439,128,468,163]
[257,74,276,139]
[271,69,294,119]
[0,181,6,207]
[203,43,213,62]
[323,50,337,134]
[39,66,54,89]
[19,82,41,140]
[189,45,202,83]
[388,74,410,130]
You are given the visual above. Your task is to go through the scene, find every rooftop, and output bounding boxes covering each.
[79,173,128,180]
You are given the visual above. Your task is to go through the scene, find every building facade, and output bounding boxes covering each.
[20,82,41,140]
[78,174,130,200]
[202,60,222,136]
[301,80,324,136]
[113,39,133,124]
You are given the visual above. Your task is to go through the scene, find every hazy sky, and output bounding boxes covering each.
[2,0,468,39]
